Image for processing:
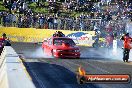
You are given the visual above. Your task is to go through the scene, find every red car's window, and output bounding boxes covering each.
[53,38,76,46]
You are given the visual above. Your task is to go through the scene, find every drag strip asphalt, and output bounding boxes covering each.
[12,42,132,88]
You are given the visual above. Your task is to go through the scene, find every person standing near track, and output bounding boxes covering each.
[0,33,7,45]
[0,33,7,54]
[53,31,65,37]
[0,33,11,46]
[121,33,132,62]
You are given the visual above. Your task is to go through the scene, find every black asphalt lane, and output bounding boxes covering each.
[11,42,132,88]
[23,62,101,88]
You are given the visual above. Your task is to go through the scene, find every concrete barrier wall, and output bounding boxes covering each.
[0,46,36,88]
[0,47,8,88]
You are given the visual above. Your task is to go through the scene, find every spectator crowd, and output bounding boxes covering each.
[0,0,131,39]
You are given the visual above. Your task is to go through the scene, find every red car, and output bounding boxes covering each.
[42,37,80,58]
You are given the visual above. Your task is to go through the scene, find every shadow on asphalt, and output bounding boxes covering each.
[23,61,101,88]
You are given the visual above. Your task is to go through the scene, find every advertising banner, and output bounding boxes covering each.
[0,27,95,46]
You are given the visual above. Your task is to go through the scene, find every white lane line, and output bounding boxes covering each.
[38,59,130,88]
[63,60,127,88]
[68,60,112,74]
[27,63,46,88]
[61,60,112,88]
[87,62,112,74]
[40,59,111,74]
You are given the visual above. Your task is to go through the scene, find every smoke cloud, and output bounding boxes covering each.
[81,47,132,61]
[22,46,53,59]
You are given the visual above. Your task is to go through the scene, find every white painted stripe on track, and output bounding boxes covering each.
[65,60,112,74]
[61,60,113,88]
[39,59,111,74]
[38,59,131,88]
[66,60,131,88]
